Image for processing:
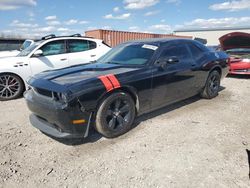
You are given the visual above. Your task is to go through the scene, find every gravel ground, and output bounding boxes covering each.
[0,75,250,188]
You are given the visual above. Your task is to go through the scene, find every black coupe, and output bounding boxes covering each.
[24,38,229,139]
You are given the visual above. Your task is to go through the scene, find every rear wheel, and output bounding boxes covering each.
[0,74,24,101]
[200,70,221,99]
[95,92,136,138]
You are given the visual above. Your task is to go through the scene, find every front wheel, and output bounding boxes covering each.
[95,92,136,138]
[200,70,221,99]
[0,74,24,101]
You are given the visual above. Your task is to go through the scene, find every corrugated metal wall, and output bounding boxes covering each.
[85,29,192,47]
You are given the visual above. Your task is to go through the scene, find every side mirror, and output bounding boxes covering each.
[33,49,43,57]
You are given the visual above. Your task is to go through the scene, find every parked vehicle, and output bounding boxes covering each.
[0,34,111,100]
[24,38,229,139]
[219,32,250,75]
[0,39,35,58]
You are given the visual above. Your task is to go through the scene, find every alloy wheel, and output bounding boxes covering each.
[208,74,219,94]
[105,98,131,131]
[0,75,21,99]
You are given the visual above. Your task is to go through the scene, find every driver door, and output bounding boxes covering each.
[151,43,198,109]
[29,40,69,76]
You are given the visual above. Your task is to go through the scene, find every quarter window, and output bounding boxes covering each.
[68,39,97,53]
[160,45,191,62]
[188,43,203,60]
[40,40,66,56]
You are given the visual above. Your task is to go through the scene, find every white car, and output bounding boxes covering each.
[0,39,35,58]
[0,34,111,100]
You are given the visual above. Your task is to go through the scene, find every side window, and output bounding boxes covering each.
[188,43,203,60]
[160,45,191,62]
[68,39,97,53]
[194,42,209,52]
[89,40,97,50]
[40,40,65,56]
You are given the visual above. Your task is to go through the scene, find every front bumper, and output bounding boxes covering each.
[229,62,250,75]
[229,69,250,75]
[29,114,85,138]
[24,89,91,139]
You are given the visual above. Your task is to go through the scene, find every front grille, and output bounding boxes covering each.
[34,87,53,98]
[234,69,250,72]
[37,115,61,131]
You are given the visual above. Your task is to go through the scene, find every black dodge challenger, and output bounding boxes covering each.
[24,38,229,139]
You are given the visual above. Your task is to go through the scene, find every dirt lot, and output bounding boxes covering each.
[0,75,250,188]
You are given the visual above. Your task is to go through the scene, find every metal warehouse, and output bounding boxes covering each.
[85,29,191,47]
[174,27,250,45]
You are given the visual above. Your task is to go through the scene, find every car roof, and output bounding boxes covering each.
[125,38,193,45]
[40,37,102,43]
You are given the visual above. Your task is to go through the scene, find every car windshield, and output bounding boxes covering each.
[20,40,32,50]
[17,41,42,57]
[98,43,158,65]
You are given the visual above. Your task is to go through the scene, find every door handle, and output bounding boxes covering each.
[60,58,67,61]
[90,55,96,57]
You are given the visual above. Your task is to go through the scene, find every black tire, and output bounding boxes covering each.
[0,73,24,101]
[95,92,136,138]
[200,70,221,99]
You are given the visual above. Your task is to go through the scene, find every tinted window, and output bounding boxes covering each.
[188,43,203,60]
[89,41,97,49]
[160,45,191,62]
[40,40,65,56]
[194,41,209,52]
[68,39,97,53]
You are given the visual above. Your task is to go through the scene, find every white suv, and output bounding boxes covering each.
[0,34,111,100]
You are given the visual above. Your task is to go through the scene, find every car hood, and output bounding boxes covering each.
[29,63,142,92]
[0,50,20,58]
[219,32,250,50]
[0,56,27,66]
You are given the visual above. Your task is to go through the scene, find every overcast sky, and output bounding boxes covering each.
[0,0,250,38]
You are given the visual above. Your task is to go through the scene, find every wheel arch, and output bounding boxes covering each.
[96,86,140,114]
[0,72,26,92]
[210,65,222,76]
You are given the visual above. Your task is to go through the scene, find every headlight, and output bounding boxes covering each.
[52,92,68,103]
[242,59,250,63]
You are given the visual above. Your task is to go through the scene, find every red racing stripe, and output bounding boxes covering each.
[106,74,121,89]
[98,76,113,92]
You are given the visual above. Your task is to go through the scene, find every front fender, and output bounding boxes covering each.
[76,85,140,114]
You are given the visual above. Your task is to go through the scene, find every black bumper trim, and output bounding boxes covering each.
[30,114,84,139]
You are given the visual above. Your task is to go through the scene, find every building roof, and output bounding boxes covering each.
[174,26,250,33]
